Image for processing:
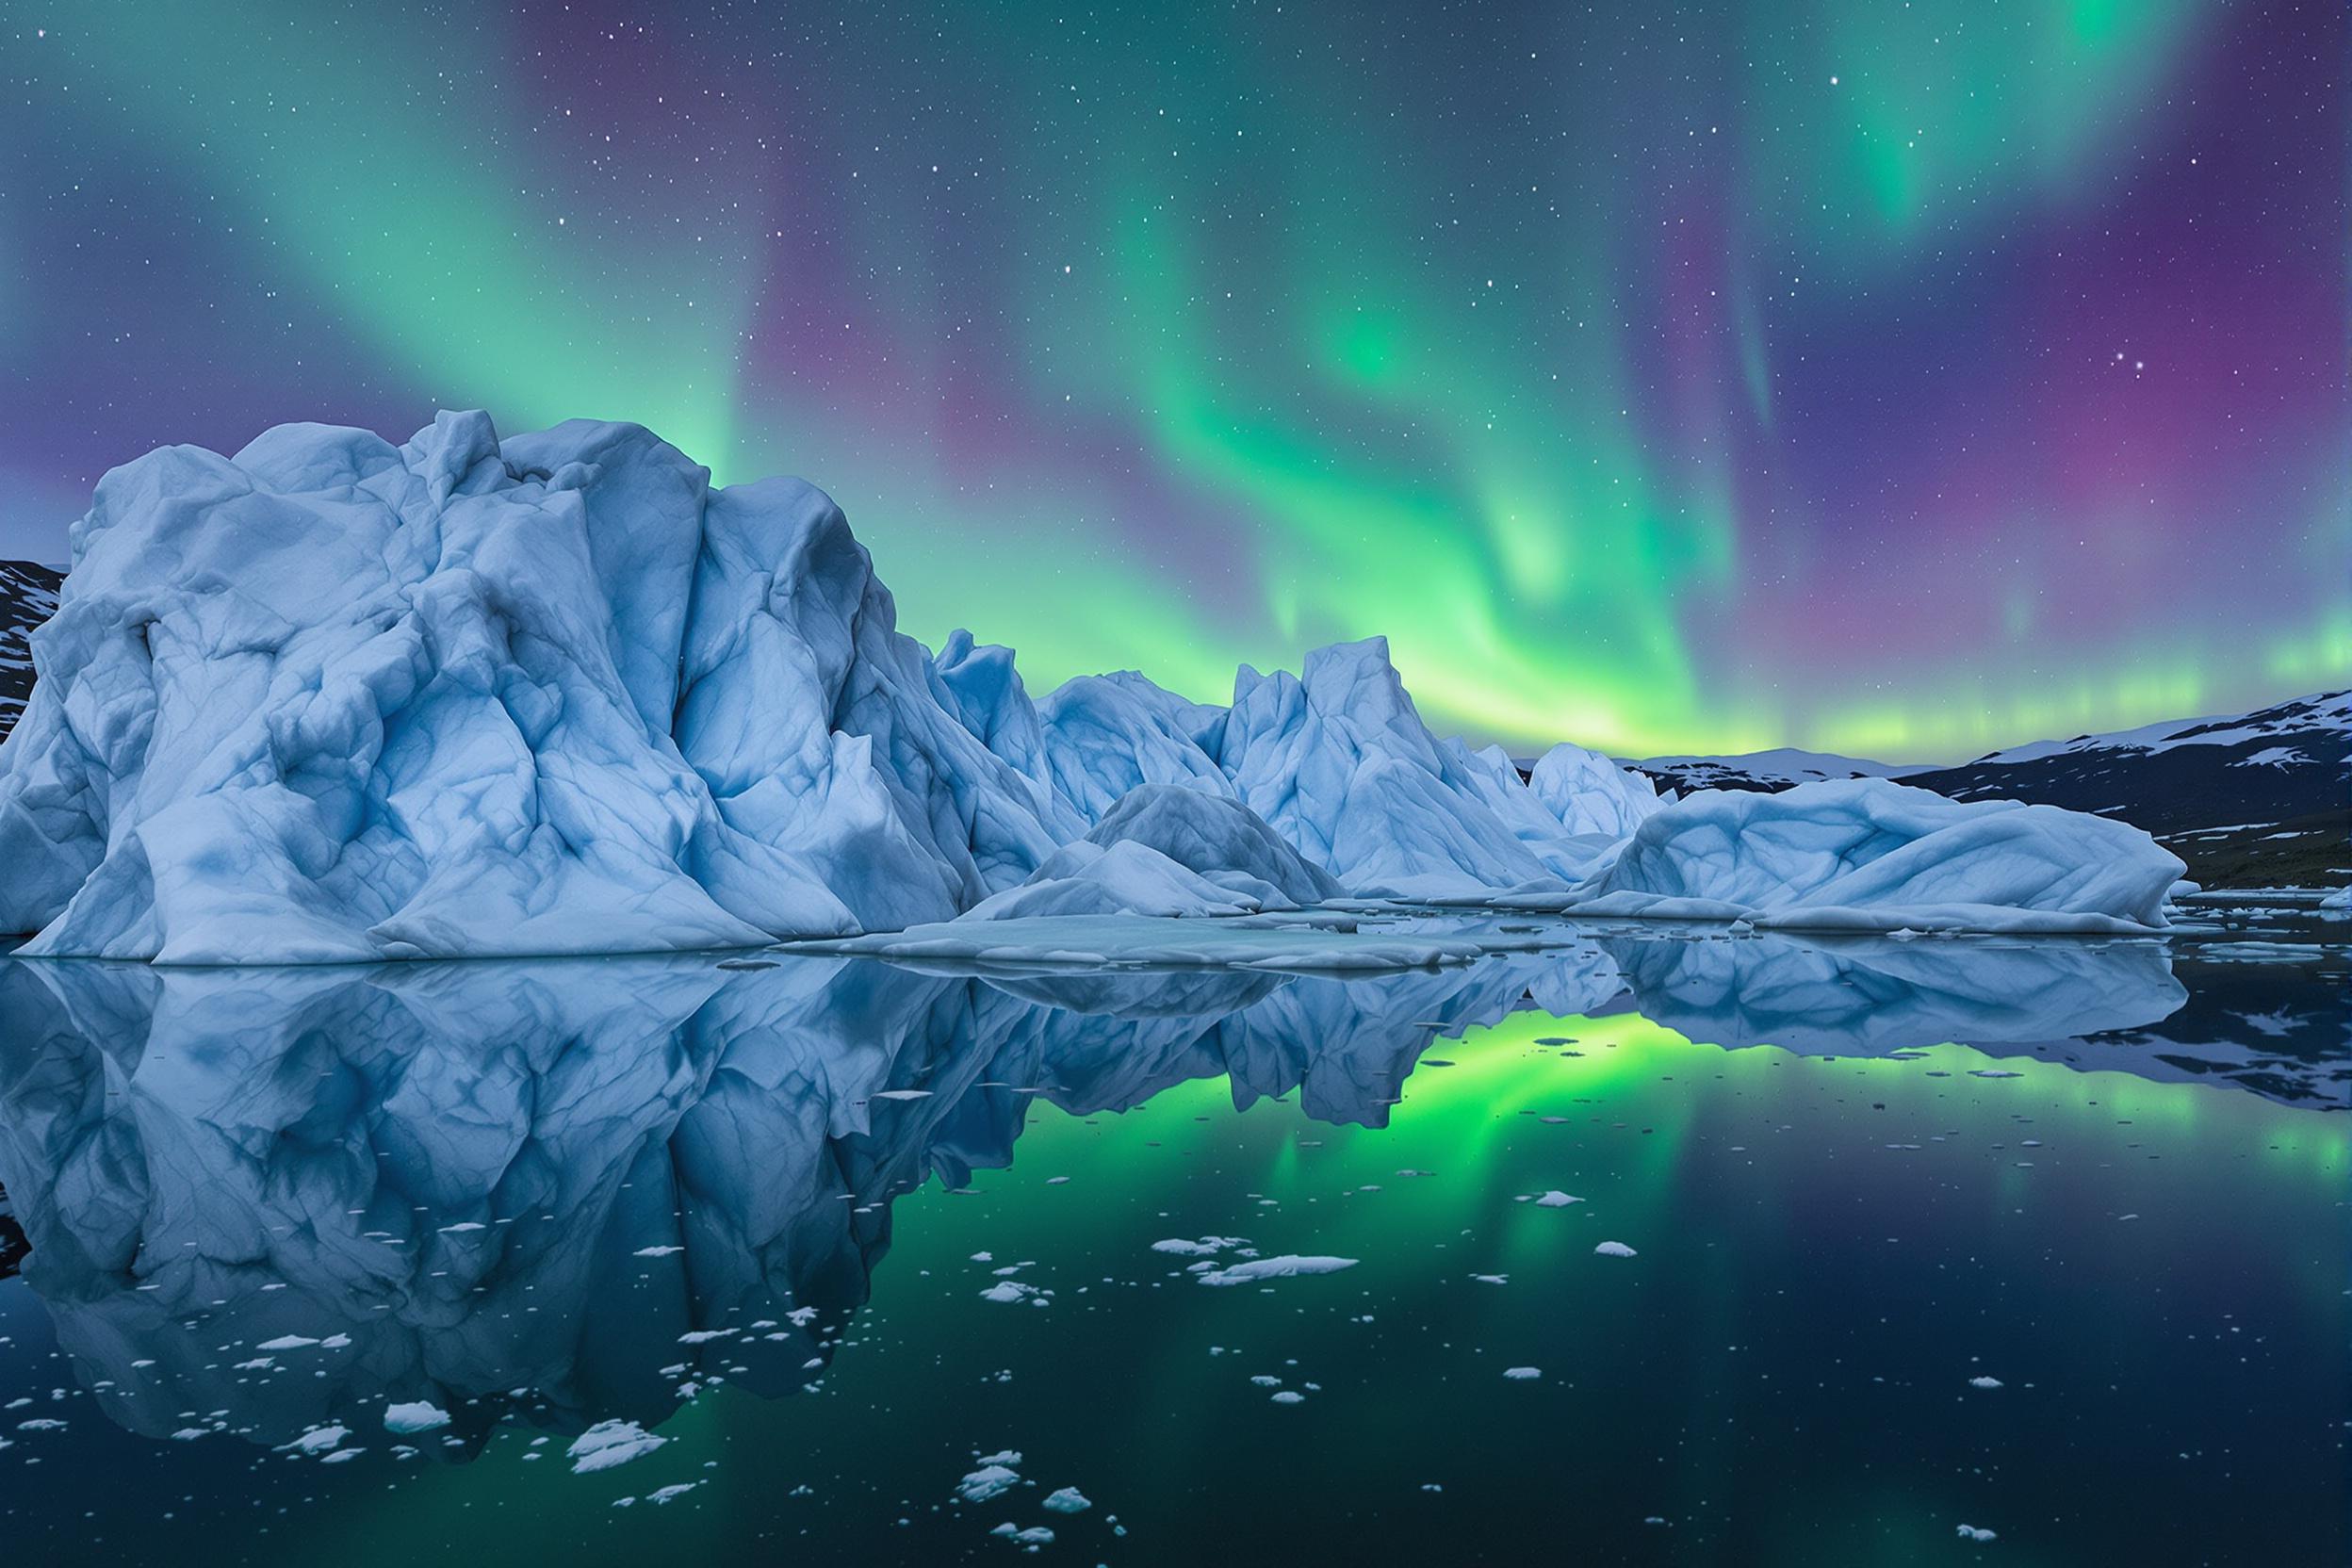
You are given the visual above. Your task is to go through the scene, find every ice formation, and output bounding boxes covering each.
[1567,778,2184,933]
[962,784,1340,921]
[0,412,2187,959]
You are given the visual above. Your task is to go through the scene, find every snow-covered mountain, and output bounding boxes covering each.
[1630,745,1924,793]
[0,561,61,739]
[1895,694,2349,891]
[0,412,2184,959]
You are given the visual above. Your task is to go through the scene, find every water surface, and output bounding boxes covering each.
[0,915,2341,1564]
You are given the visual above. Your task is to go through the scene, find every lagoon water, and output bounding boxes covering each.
[0,910,2341,1565]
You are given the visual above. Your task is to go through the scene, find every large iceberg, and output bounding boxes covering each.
[1567,778,2184,933]
[0,411,2189,960]
[0,414,1068,960]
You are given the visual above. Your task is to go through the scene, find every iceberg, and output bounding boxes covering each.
[1218,639,1570,898]
[0,411,2189,959]
[0,413,1067,960]
[1527,740,1664,839]
[1567,778,2184,933]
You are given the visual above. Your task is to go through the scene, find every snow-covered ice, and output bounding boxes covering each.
[1566,778,2183,934]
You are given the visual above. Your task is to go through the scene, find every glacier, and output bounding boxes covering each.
[0,411,2184,961]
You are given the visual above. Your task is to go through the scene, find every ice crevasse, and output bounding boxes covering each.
[0,412,2182,961]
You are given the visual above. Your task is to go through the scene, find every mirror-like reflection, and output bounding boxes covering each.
[0,924,2340,1564]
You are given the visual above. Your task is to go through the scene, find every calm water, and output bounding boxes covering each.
[0,912,2342,1566]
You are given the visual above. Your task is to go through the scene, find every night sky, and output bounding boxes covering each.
[0,1,2342,759]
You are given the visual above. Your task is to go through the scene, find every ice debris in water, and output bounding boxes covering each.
[567,1419,666,1474]
[1502,1367,1543,1380]
[957,1453,1023,1504]
[1956,1525,1998,1543]
[382,1401,450,1434]
[1151,1236,1250,1256]
[1593,1241,1638,1258]
[979,1281,1052,1306]
[1041,1487,1091,1514]
[1968,1376,2004,1390]
[1532,1190,1583,1208]
[988,1524,1056,1546]
[1196,1255,1360,1287]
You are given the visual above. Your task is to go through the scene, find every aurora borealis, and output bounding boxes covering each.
[0,1,2342,759]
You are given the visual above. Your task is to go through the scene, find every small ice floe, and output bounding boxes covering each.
[256,1335,321,1352]
[1045,1177,1070,1185]
[1250,1375,1282,1387]
[1041,1487,1091,1513]
[1593,1241,1638,1258]
[1956,1524,1997,1543]
[957,1453,1023,1503]
[1968,1376,2003,1390]
[988,1524,1056,1546]
[646,1482,700,1505]
[284,1425,349,1455]
[567,1419,666,1474]
[1501,1366,1542,1380]
[15,1417,67,1432]
[1269,1391,1306,1404]
[979,1281,1051,1306]
[319,1447,365,1464]
[1531,1190,1582,1208]
[1968,1070,2023,1080]
[1470,1273,1509,1285]
[1197,1255,1359,1288]
[1152,1235,1250,1256]
[383,1401,451,1434]
[633,1245,685,1258]
[870,1089,934,1102]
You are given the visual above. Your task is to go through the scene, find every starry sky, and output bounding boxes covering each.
[0,1,2343,760]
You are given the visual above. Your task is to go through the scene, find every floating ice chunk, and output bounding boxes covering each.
[1151,1236,1248,1256]
[1566,779,2183,934]
[1269,1391,1306,1404]
[568,1419,666,1474]
[383,1401,450,1434]
[633,1245,685,1258]
[1592,1241,1637,1258]
[1501,1366,1542,1380]
[1532,1190,1583,1208]
[988,1524,1057,1545]
[284,1425,348,1454]
[1956,1524,1998,1543]
[1197,1254,1359,1287]
[957,1460,1022,1503]
[1968,1376,2003,1390]
[647,1482,700,1505]
[979,1282,1049,1305]
[255,1335,320,1352]
[1041,1487,1091,1513]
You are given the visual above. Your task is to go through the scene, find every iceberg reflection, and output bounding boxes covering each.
[0,927,2246,1457]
